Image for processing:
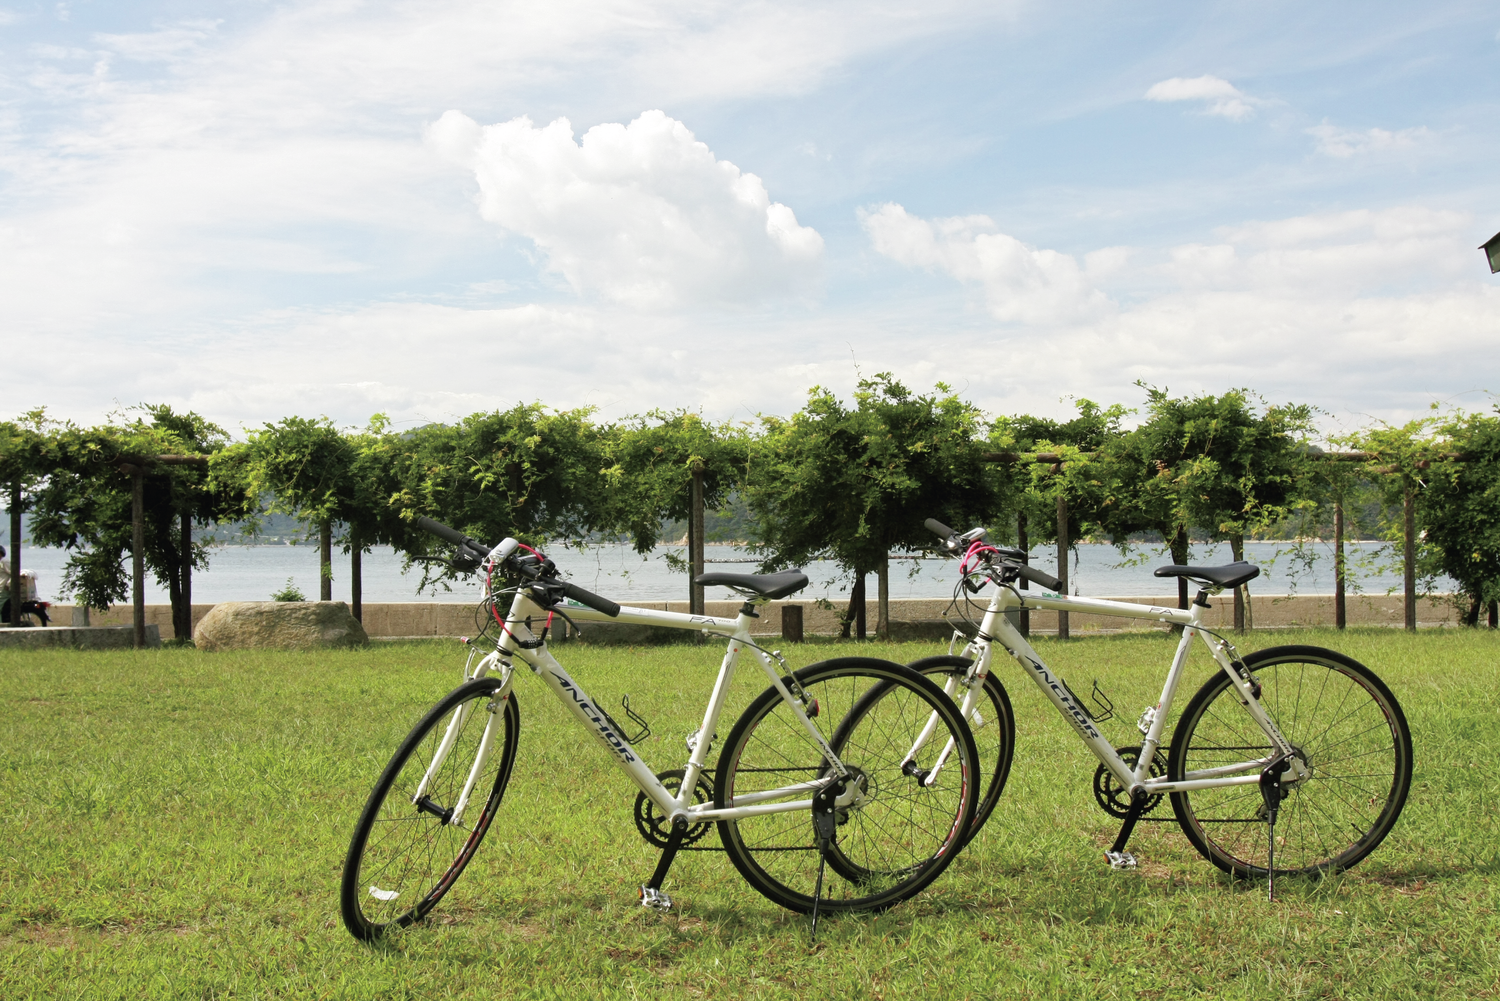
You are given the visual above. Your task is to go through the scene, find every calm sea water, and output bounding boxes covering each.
[8,539,1438,605]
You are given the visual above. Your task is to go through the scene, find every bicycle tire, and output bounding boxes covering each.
[1168,644,1412,879]
[715,657,977,914]
[903,655,1015,847]
[341,677,520,940]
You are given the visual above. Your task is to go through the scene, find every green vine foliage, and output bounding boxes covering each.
[1403,409,1500,621]
[27,406,244,617]
[1103,387,1316,561]
[597,410,749,554]
[745,375,1006,579]
[388,404,609,561]
[997,399,1130,549]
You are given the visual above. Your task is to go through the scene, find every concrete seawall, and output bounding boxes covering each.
[45,592,1462,642]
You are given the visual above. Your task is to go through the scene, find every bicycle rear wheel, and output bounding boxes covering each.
[715,658,977,914]
[341,677,520,940]
[1168,645,1412,879]
[905,655,1015,846]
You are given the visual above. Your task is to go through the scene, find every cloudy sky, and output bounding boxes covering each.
[2,0,1497,437]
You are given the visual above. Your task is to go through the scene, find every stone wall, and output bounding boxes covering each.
[50,592,1461,641]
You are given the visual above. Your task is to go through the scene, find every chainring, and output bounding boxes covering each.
[633,769,715,848]
[1093,746,1167,819]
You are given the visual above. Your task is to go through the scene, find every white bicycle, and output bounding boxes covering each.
[877,519,1412,897]
[340,517,980,940]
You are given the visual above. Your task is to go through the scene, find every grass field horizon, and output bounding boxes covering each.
[4,628,1497,998]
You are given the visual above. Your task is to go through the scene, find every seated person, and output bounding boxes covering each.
[0,545,50,626]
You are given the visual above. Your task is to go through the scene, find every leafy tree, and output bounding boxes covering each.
[746,375,1003,638]
[388,404,612,581]
[28,406,244,637]
[995,400,1129,585]
[1103,387,1315,624]
[597,410,749,552]
[0,412,62,625]
[1338,416,1441,631]
[1406,408,1500,625]
[238,415,414,616]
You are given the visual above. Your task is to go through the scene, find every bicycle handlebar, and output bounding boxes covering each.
[1018,564,1064,593]
[557,581,622,618]
[924,518,956,541]
[414,515,620,617]
[415,516,492,559]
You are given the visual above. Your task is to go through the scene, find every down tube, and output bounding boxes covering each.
[987,613,1137,790]
[525,647,676,814]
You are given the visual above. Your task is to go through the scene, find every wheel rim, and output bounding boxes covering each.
[718,662,974,911]
[347,685,516,933]
[1173,655,1408,876]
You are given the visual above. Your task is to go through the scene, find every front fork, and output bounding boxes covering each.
[902,636,987,788]
[412,650,515,827]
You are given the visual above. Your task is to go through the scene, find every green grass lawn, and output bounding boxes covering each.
[3,628,1498,999]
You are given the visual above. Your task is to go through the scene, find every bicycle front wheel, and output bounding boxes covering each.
[1168,645,1412,879]
[905,655,1015,846]
[715,657,977,914]
[341,677,521,940]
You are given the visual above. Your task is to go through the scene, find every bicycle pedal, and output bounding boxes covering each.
[1104,850,1138,870]
[638,886,672,912]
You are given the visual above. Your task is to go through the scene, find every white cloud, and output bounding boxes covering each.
[1306,121,1430,157]
[860,202,1109,324]
[431,110,822,308]
[856,203,1496,425]
[1144,75,1258,120]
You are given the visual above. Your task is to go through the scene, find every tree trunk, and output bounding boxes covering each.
[179,510,193,642]
[1056,494,1069,640]
[1231,534,1245,633]
[1334,499,1346,630]
[690,465,705,617]
[350,527,363,623]
[1403,484,1416,632]
[1465,594,1482,627]
[130,467,145,649]
[853,575,867,640]
[8,481,20,627]
[1017,511,1030,639]
[320,519,333,602]
[877,555,889,640]
[1489,600,1497,629]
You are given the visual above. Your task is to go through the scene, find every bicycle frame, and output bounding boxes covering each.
[924,583,1304,799]
[414,589,854,832]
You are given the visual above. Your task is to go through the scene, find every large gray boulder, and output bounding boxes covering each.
[195,601,368,652]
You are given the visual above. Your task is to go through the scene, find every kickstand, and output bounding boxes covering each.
[1259,753,1292,902]
[640,818,687,913]
[1104,789,1148,869]
[809,780,842,942]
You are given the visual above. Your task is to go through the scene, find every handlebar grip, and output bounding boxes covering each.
[1018,565,1064,593]
[560,581,621,618]
[416,515,481,549]
[924,518,956,540]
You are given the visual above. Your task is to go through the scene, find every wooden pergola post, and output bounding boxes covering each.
[1403,483,1417,631]
[1016,511,1030,638]
[7,480,20,627]
[350,528,363,623]
[319,520,333,602]
[1334,499,1346,630]
[1055,494,1069,639]
[118,463,147,649]
[689,463,705,617]
[179,510,193,641]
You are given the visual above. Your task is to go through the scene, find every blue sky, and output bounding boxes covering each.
[2,1,1497,437]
